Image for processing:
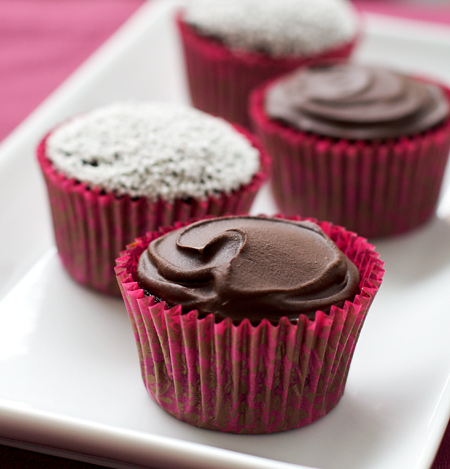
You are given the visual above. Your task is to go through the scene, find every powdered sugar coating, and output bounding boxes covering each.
[184,0,358,57]
[46,102,261,201]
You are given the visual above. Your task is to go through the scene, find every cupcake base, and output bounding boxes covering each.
[115,216,384,433]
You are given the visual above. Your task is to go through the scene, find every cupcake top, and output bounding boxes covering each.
[183,0,358,58]
[45,102,260,201]
[137,216,360,324]
[265,62,450,140]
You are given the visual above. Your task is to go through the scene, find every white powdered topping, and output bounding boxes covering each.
[46,102,260,201]
[184,0,358,57]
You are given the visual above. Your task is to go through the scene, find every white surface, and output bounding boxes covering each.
[1,1,450,468]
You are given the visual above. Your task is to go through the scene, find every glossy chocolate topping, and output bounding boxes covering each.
[137,216,360,323]
[265,63,449,140]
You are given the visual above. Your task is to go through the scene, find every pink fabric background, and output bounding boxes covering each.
[0,0,143,141]
[1,0,450,467]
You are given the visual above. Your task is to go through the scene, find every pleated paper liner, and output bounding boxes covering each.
[36,127,269,296]
[250,82,450,239]
[115,215,384,434]
[176,14,358,130]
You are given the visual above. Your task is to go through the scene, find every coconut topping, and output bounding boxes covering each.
[46,102,261,201]
[183,0,358,58]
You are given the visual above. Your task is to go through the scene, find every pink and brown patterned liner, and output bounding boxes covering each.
[250,80,450,239]
[177,13,358,130]
[36,127,269,296]
[115,215,384,434]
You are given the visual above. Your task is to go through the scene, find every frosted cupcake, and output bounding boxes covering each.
[250,62,450,238]
[177,0,359,129]
[115,215,384,433]
[37,102,268,296]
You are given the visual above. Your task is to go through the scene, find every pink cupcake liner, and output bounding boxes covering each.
[177,14,358,130]
[115,215,384,434]
[250,82,450,239]
[37,127,269,296]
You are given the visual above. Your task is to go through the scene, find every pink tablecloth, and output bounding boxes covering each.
[1,1,450,468]
[0,0,144,141]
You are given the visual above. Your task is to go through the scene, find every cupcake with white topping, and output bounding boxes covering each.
[177,0,359,128]
[37,102,268,295]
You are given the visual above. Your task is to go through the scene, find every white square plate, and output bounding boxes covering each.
[2,1,450,468]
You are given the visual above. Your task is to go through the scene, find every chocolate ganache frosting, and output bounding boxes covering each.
[265,63,449,140]
[137,216,360,323]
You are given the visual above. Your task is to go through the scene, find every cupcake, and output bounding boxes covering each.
[115,215,384,433]
[177,0,359,129]
[37,102,268,296]
[250,62,450,238]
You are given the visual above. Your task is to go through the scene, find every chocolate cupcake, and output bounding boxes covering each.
[177,0,359,129]
[115,215,384,433]
[250,62,450,238]
[37,102,268,296]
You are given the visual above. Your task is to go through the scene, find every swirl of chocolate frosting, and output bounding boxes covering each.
[137,216,360,323]
[265,63,449,140]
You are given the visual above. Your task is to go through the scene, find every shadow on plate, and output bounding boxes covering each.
[371,214,450,288]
